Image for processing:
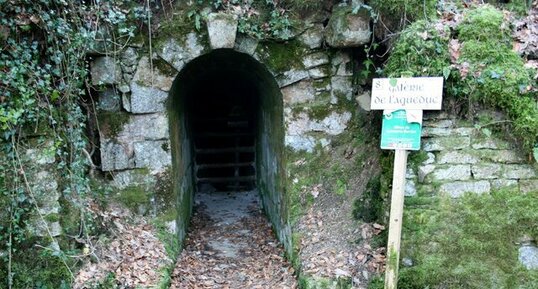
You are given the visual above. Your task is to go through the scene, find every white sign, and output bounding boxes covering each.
[370,77,444,110]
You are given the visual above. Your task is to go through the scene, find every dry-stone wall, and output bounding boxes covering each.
[405,111,538,197]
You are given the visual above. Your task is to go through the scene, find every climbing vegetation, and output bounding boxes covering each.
[382,5,538,151]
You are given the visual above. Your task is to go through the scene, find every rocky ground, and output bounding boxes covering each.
[170,190,297,289]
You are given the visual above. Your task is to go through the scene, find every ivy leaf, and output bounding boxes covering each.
[389,78,397,87]
[51,90,60,101]
[442,66,451,80]
[481,128,492,137]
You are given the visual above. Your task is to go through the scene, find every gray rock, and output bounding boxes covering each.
[234,35,258,55]
[91,57,121,85]
[132,56,175,92]
[129,82,168,113]
[206,13,238,49]
[471,137,510,150]
[122,93,132,112]
[25,144,55,165]
[286,111,351,136]
[302,52,330,69]
[97,88,121,112]
[503,164,537,179]
[100,140,134,171]
[477,150,525,164]
[437,151,479,164]
[285,135,317,152]
[277,69,309,87]
[308,66,330,79]
[519,245,538,270]
[298,24,324,49]
[402,257,414,267]
[158,34,205,72]
[29,218,62,237]
[121,47,139,68]
[282,80,316,105]
[32,171,60,215]
[116,113,169,141]
[405,179,417,197]
[490,179,518,190]
[331,76,353,102]
[356,91,371,111]
[440,180,490,198]
[332,51,353,76]
[134,140,172,172]
[423,152,436,165]
[111,169,157,189]
[418,165,436,183]
[325,5,371,48]
[166,220,178,234]
[421,127,473,137]
[519,180,538,193]
[429,165,471,182]
[422,136,470,151]
[423,119,454,128]
[472,164,502,179]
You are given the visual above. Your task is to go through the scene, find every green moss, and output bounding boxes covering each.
[153,58,177,76]
[115,185,151,213]
[458,5,507,42]
[307,104,331,120]
[353,176,384,222]
[370,0,437,22]
[399,190,538,289]
[44,213,60,223]
[256,40,305,73]
[97,111,130,137]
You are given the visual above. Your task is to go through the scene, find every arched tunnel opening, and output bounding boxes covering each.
[168,49,291,256]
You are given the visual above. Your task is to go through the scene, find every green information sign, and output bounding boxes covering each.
[381,110,422,150]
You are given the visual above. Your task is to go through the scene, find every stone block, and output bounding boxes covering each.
[422,136,470,151]
[285,135,317,152]
[502,164,537,179]
[25,144,55,165]
[91,56,121,85]
[418,165,435,183]
[308,66,330,79]
[134,140,172,172]
[519,245,538,270]
[298,24,324,49]
[325,5,371,48]
[490,179,518,190]
[277,69,309,87]
[282,80,315,105]
[440,180,490,198]
[405,179,417,197]
[158,34,205,72]
[471,136,510,150]
[111,169,157,189]
[423,152,436,165]
[421,127,473,137]
[332,51,353,76]
[121,47,139,69]
[423,119,454,128]
[111,113,169,142]
[129,82,168,113]
[32,171,60,215]
[234,35,258,55]
[476,149,525,164]
[97,88,121,112]
[437,150,479,164]
[303,52,330,69]
[471,164,502,179]
[100,140,134,171]
[133,56,175,92]
[519,179,538,193]
[206,13,238,49]
[331,76,353,101]
[355,91,371,111]
[429,165,471,182]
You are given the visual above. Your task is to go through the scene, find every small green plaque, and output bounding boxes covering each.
[381,110,422,150]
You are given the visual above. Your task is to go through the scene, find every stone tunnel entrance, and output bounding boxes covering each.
[168,49,292,259]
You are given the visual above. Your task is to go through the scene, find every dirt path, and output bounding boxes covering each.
[170,190,297,289]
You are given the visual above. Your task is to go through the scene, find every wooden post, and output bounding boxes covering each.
[384,149,408,289]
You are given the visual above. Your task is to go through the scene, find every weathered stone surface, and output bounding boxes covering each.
[121,47,139,69]
[519,245,538,270]
[29,218,62,237]
[308,66,330,79]
[100,140,134,171]
[132,56,175,92]
[91,57,121,85]
[423,119,454,128]
[331,76,353,102]
[471,137,510,150]
[423,152,436,165]
[437,151,479,164]
[285,135,317,152]
[97,88,121,111]
[490,179,518,190]
[134,140,172,172]
[282,80,315,105]
[332,51,353,76]
[234,35,258,55]
[158,34,205,71]
[277,69,309,87]
[418,165,435,183]
[298,24,324,49]
[116,113,169,141]
[503,164,537,179]
[519,179,538,193]
[25,144,55,165]
[32,171,60,215]
[477,149,525,164]
[472,164,502,179]
[303,52,330,69]
[422,136,470,151]
[440,180,490,198]
[421,127,473,137]
[405,179,417,197]
[287,111,351,136]
[206,13,238,49]
[325,5,371,48]
[129,82,168,113]
[111,169,157,189]
[429,165,471,182]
